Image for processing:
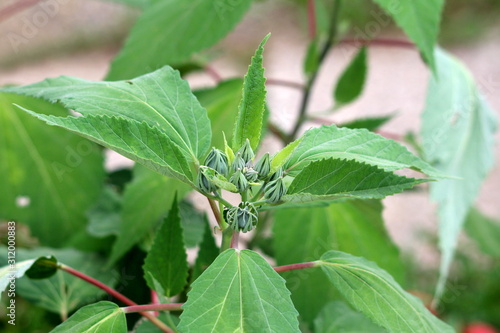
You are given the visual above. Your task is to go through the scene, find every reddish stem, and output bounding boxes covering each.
[307,0,317,39]
[230,231,239,249]
[207,197,223,229]
[274,261,318,273]
[0,0,42,22]
[339,38,415,49]
[151,290,160,317]
[205,65,222,83]
[123,303,184,314]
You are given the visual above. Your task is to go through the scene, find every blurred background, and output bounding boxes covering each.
[1,0,499,330]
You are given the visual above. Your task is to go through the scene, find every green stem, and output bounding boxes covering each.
[220,227,233,252]
[286,0,342,143]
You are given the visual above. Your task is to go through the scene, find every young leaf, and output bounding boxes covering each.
[200,166,238,193]
[179,249,300,332]
[273,200,404,324]
[339,114,393,131]
[0,93,104,247]
[319,251,454,333]
[285,158,426,203]
[232,34,270,151]
[370,0,444,71]
[314,301,387,333]
[106,0,252,80]
[4,66,211,163]
[51,301,126,333]
[270,136,303,173]
[421,48,497,300]
[465,209,500,258]
[334,46,368,106]
[143,197,189,297]
[109,164,190,265]
[25,256,58,279]
[284,125,444,178]
[192,220,219,282]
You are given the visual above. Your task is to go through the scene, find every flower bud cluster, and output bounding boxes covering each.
[226,202,258,233]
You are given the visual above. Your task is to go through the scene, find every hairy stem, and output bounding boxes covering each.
[122,303,184,313]
[274,261,319,273]
[287,0,342,143]
[59,264,173,333]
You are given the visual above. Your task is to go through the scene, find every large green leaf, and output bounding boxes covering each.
[285,158,426,203]
[143,197,188,297]
[334,46,368,106]
[273,200,404,325]
[284,125,443,178]
[15,112,193,183]
[0,247,116,318]
[371,0,444,70]
[109,164,190,265]
[465,209,500,258]
[179,249,299,332]
[194,79,243,150]
[233,34,269,151]
[106,0,252,80]
[421,48,497,299]
[0,93,104,247]
[314,301,387,333]
[51,301,126,333]
[319,251,454,333]
[4,66,211,163]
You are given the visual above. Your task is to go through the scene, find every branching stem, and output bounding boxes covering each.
[274,261,319,273]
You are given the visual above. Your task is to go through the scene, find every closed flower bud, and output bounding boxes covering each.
[204,148,229,176]
[229,169,249,192]
[197,171,218,194]
[226,202,258,233]
[231,154,246,172]
[244,167,259,182]
[254,153,271,179]
[264,177,287,204]
[268,167,284,182]
[237,139,254,163]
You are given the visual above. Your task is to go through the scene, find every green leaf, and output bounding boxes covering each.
[0,93,104,247]
[179,249,299,332]
[465,209,500,258]
[106,0,252,80]
[421,48,497,299]
[86,186,122,238]
[304,39,320,76]
[314,301,387,333]
[270,136,303,173]
[25,256,58,279]
[1,259,35,296]
[15,111,193,183]
[339,114,393,131]
[192,219,219,282]
[0,247,117,317]
[371,0,444,70]
[200,166,238,192]
[4,66,211,163]
[319,251,454,333]
[109,164,190,265]
[179,200,208,248]
[50,301,126,333]
[285,158,426,203]
[334,46,368,106]
[143,197,188,297]
[136,313,179,333]
[285,125,443,178]
[232,34,270,151]
[194,79,243,150]
[273,200,404,324]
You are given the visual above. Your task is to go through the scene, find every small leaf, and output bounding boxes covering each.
[270,136,303,173]
[179,249,300,332]
[233,34,270,151]
[334,46,368,106]
[371,0,444,70]
[465,208,500,258]
[285,158,426,203]
[200,166,238,192]
[319,251,454,333]
[421,48,497,300]
[50,301,126,333]
[25,256,58,279]
[314,301,387,333]
[143,196,189,297]
[339,114,393,131]
[285,125,444,178]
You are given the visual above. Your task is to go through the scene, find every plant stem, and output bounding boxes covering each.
[287,0,342,143]
[267,122,289,143]
[0,0,42,21]
[59,264,173,333]
[274,261,319,273]
[230,231,240,249]
[122,303,184,313]
[307,0,317,39]
[339,38,414,49]
[207,197,224,229]
[220,227,233,252]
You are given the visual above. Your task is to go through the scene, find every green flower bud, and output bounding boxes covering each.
[204,148,229,176]
[268,167,284,182]
[237,139,254,163]
[254,153,271,179]
[196,171,218,194]
[226,202,258,233]
[244,167,259,182]
[229,169,249,192]
[231,154,246,172]
[264,177,287,204]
